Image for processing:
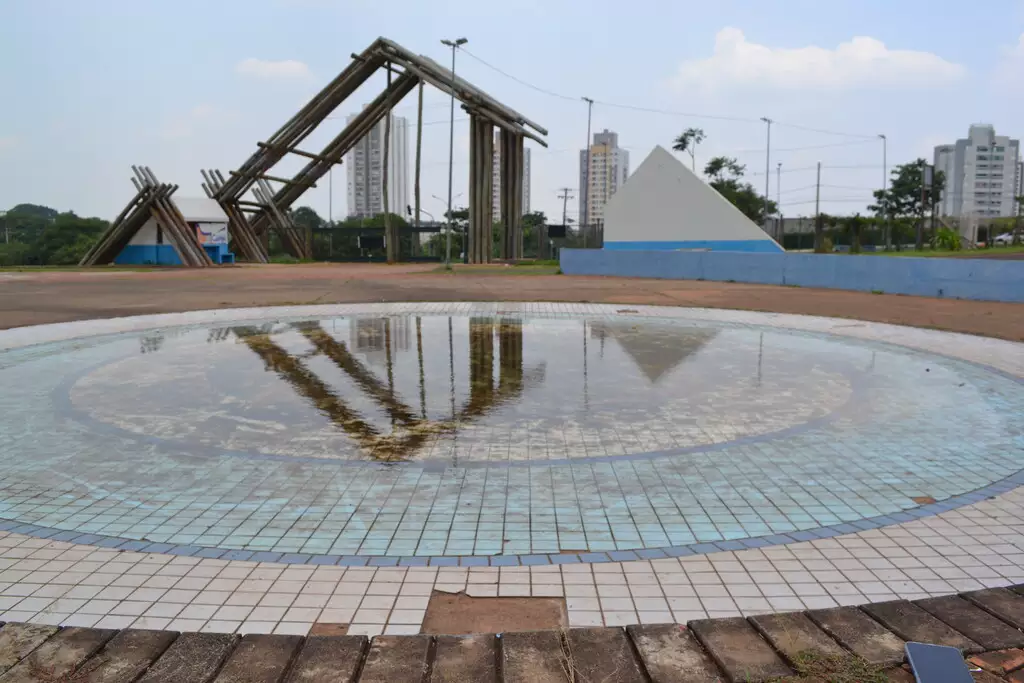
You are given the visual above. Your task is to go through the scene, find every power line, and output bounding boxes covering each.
[773,120,877,140]
[460,49,578,102]
[459,47,877,137]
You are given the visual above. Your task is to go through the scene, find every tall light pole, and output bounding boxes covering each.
[581,97,594,241]
[776,162,782,207]
[879,134,889,250]
[328,168,333,224]
[776,162,782,237]
[760,117,772,226]
[441,37,468,268]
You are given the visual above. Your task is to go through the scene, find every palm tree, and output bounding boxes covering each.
[672,128,706,172]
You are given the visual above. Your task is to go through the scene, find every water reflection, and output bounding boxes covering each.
[589,322,716,384]
[70,314,853,465]
[230,317,540,461]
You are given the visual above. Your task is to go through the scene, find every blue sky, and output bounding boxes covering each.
[2,0,1022,222]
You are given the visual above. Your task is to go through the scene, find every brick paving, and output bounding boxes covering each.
[5,585,1024,680]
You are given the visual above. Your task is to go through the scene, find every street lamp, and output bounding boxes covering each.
[441,37,468,269]
[760,117,772,227]
[879,134,889,250]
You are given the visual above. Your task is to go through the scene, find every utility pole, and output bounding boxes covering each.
[760,117,772,227]
[558,187,574,232]
[581,97,594,247]
[441,37,468,269]
[917,163,928,251]
[328,169,333,224]
[1015,161,1023,245]
[776,162,782,237]
[879,134,889,250]
[814,161,822,252]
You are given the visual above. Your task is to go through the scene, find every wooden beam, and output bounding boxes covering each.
[256,142,339,164]
[229,171,317,188]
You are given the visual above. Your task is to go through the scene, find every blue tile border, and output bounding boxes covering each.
[0,468,1019,567]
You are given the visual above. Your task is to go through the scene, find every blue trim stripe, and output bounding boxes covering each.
[604,239,783,253]
[1,468,1020,566]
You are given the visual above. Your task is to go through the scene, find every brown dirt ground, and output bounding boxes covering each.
[0,263,1021,341]
[420,592,567,635]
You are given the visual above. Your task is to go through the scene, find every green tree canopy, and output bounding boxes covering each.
[702,156,777,225]
[869,158,945,219]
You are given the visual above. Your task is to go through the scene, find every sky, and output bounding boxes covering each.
[2,0,1023,223]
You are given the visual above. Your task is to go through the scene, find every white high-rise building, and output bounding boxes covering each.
[345,113,409,219]
[934,124,1020,219]
[491,134,531,218]
[579,129,629,227]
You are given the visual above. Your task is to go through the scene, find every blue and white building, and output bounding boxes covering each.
[115,197,233,265]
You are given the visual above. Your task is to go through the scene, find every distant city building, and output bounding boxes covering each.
[491,133,531,218]
[579,129,629,227]
[345,112,409,219]
[934,124,1021,219]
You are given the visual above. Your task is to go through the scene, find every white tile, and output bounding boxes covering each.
[168,618,208,633]
[202,620,240,633]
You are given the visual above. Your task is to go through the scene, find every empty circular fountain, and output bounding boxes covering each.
[0,303,1020,563]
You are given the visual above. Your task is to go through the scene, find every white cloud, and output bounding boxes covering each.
[673,28,965,91]
[161,104,228,140]
[994,33,1024,82]
[235,57,312,81]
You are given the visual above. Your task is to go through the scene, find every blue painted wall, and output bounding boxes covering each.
[560,249,1024,303]
[605,239,784,253]
[114,245,182,266]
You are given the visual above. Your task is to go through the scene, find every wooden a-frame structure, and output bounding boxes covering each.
[80,167,214,267]
[206,37,548,264]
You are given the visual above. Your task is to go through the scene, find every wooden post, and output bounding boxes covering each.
[383,63,395,263]
[414,81,423,233]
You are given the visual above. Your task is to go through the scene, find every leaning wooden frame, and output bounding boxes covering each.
[207,37,548,264]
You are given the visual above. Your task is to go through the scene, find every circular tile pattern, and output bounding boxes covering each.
[0,303,1021,564]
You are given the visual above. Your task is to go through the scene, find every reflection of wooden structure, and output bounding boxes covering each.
[80,167,214,267]
[233,317,542,461]
[206,38,547,264]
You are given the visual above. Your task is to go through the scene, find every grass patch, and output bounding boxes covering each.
[429,264,560,276]
[0,265,163,272]
[855,244,1024,258]
[268,254,318,264]
[772,652,890,683]
[516,259,559,267]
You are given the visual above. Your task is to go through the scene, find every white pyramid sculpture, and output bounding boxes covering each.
[602,145,782,252]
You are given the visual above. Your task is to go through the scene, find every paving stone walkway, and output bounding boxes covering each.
[6,585,1024,681]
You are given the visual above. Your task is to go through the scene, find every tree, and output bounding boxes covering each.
[843,213,867,254]
[289,206,325,231]
[1014,195,1023,246]
[30,212,107,265]
[672,128,705,172]
[869,159,945,250]
[702,156,777,226]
